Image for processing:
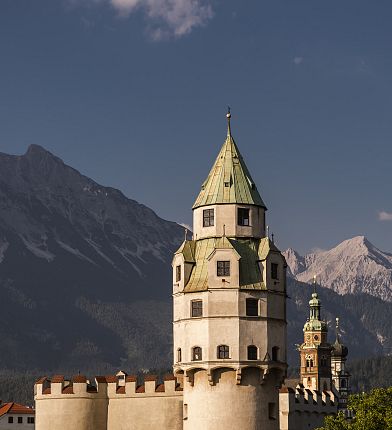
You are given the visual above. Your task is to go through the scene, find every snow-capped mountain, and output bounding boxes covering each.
[284,236,392,301]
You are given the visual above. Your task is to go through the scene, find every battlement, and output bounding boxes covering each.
[35,373,183,400]
[279,383,338,430]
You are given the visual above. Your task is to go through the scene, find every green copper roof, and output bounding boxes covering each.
[192,116,266,209]
[303,292,328,332]
[176,237,276,292]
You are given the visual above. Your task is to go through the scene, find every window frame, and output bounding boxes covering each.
[271,263,279,280]
[8,417,13,424]
[217,345,230,359]
[246,298,259,316]
[217,261,230,277]
[238,208,250,226]
[203,208,214,227]
[191,300,203,318]
[18,417,23,424]
[192,346,202,361]
[176,265,181,283]
[247,345,258,360]
[272,346,279,362]
[177,348,182,363]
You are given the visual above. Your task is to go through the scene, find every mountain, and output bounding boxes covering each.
[0,145,391,376]
[284,236,392,301]
[0,145,183,371]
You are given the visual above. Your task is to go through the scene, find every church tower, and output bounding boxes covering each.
[299,281,332,391]
[331,318,351,413]
[172,111,287,430]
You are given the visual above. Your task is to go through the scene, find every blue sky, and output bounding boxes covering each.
[1,0,391,254]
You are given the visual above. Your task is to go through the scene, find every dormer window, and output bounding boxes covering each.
[176,265,181,282]
[238,208,250,226]
[217,261,230,277]
[203,209,214,227]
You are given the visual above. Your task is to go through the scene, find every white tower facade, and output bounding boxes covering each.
[172,112,287,430]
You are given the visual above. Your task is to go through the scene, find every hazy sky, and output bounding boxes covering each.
[1,0,392,254]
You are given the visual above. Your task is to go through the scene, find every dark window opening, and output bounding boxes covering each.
[247,345,258,360]
[268,402,277,420]
[272,346,279,361]
[217,261,230,277]
[271,263,279,280]
[217,345,230,359]
[246,298,258,316]
[203,209,214,227]
[18,417,23,423]
[176,265,181,282]
[341,379,346,388]
[177,348,182,363]
[28,417,35,424]
[191,300,203,317]
[192,347,202,361]
[238,208,250,226]
[224,181,230,187]
[8,417,13,423]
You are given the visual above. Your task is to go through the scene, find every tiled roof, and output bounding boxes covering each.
[193,121,266,209]
[62,386,74,394]
[182,237,269,292]
[0,403,35,417]
[72,375,87,383]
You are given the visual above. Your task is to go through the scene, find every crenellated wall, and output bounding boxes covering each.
[34,373,183,430]
[279,383,338,430]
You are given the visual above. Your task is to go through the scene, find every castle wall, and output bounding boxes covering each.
[279,385,338,430]
[183,367,280,430]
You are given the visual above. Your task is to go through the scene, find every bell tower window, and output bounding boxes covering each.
[217,261,230,277]
[203,209,214,227]
[247,345,258,360]
[238,208,250,226]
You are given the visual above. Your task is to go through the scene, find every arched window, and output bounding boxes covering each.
[177,348,182,363]
[272,346,279,361]
[192,347,202,361]
[217,345,230,359]
[310,359,314,368]
[247,345,258,360]
[306,359,310,368]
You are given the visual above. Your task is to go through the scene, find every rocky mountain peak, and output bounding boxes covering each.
[283,237,392,301]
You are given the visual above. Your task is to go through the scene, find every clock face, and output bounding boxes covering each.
[306,335,311,341]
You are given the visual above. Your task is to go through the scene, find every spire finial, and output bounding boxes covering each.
[226,106,232,137]
[335,317,340,341]
[313,275,317,294]
[184,228,188,242]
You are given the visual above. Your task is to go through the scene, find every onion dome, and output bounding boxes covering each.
[331,318,348,358]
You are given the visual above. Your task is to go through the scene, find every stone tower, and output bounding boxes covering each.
[172,111,287,430]
[331,318,351,413]
[299,282,332,391]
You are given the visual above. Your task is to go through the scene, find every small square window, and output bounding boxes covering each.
[217,261,230,277]
[203,209,214,227]
[271,263,279,280]
[18,417,23,423]
[192,347,202,361]
[191,300,203,317]
[8,417,13,423]
[238,208,250,226]
[246,298,258,316]
[247,345,258,360]
[224,181,230,187]
[176,265,181,282]
[217,345,230,359]
[28,417,35,424]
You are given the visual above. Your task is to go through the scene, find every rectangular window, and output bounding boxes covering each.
[238,208,250,226]
[191,300,203,317]
[183,404,188,420]
[8,417,13,423]
[18,417,23,423]
[271,263,279,280]
[203,209,214,227]
[177,348,182,363]
[28,417,35,424]
[217,345,230,359]
[217,261,230,277]
[246,298,259,316]
[176,265,181,282]
[268,402,277,420]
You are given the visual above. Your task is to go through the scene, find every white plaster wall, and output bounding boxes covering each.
[107,396,183,430]
[183,368,280,430]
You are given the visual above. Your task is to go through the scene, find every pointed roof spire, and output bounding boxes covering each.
[193,110,267,209]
